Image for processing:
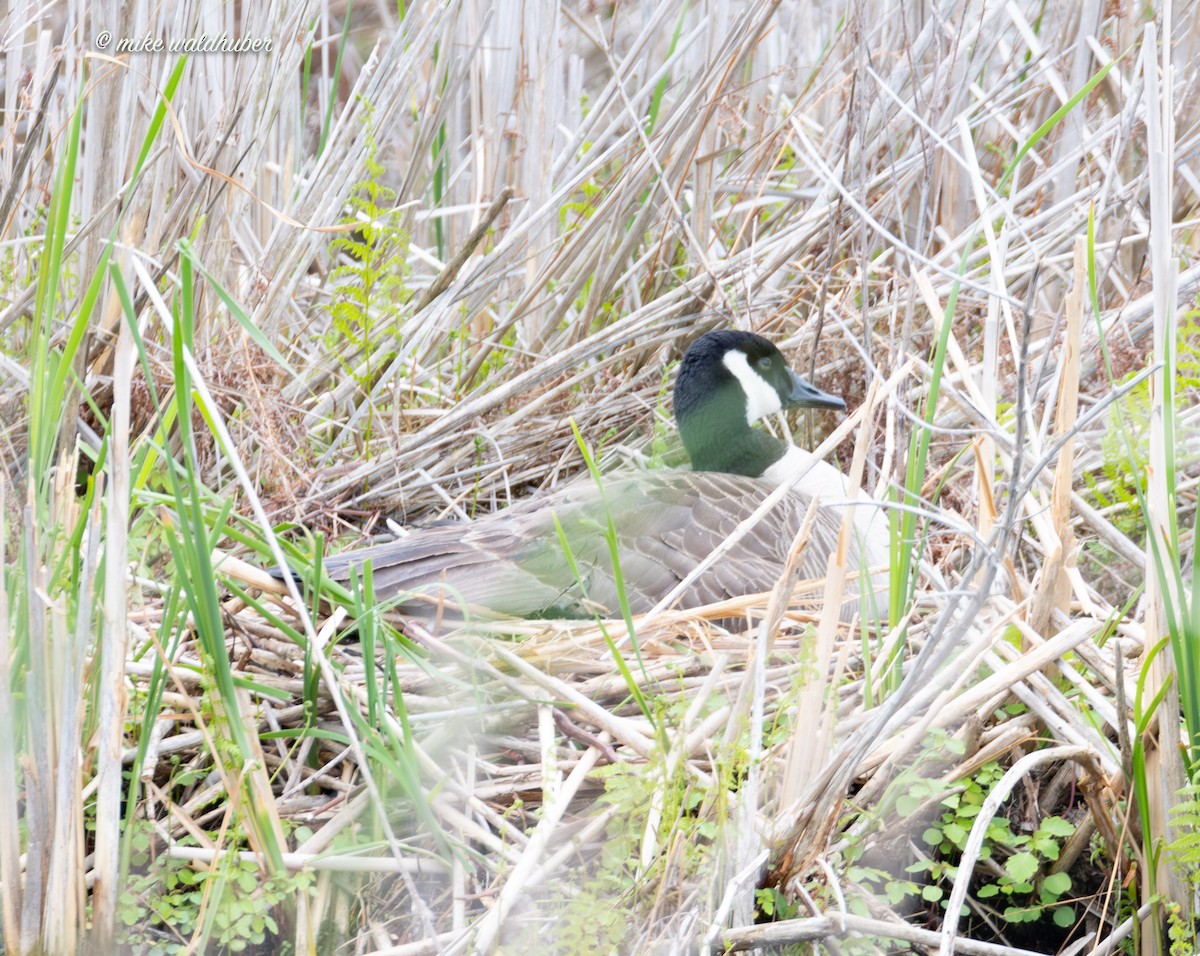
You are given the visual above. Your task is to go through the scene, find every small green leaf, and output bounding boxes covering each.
[1032,836,1060,858]
[1006,852,1039,882]
[1039,817,1076,837]
[942,822,967,847]
[1043,871,1072,895]
[986,820,1013,843]
[886,881,917,905]
[1054,906,1075,928]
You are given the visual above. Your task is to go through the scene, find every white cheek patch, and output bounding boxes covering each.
[722,350,781,424]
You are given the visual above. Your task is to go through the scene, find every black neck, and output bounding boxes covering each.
[678,395,786,477]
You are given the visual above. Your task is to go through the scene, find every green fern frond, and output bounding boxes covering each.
[1085,304,1200,536]
[322,100,413,454]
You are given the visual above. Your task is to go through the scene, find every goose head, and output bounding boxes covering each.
[674,330,844,479]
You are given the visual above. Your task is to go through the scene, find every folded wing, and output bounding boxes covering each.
[310,471,877,621]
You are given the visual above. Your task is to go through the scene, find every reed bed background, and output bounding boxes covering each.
[1,0,1198,953]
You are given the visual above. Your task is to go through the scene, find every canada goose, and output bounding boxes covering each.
[290,330,887,623]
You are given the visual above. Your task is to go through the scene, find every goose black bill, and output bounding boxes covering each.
[785,372,846,412]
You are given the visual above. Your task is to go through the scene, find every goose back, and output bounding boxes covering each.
[320,471,878,622]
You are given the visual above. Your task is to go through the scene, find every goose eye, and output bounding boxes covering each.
[756,355,773,371]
